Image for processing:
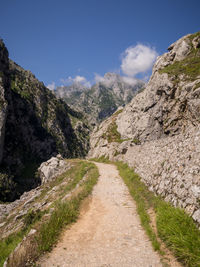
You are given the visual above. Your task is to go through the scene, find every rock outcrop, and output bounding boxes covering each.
[54,72,144,126]
[88,32,200,224]
[116,33,200,142]
[0,40,89,201]
[38,154,69,184]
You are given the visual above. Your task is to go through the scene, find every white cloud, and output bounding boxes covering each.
[94,72,140,87]
[47,82,56,90]
[121,44,158,77]
[94,73,118,87]
[122,76,138,86]
[60,75,91,88]
[94,73,105,83]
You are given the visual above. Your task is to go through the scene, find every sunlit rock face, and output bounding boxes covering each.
[88,32,200,224]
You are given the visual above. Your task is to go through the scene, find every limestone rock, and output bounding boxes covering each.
[38,154,69,184]
[192,209,200,224]
[89,32,200,222]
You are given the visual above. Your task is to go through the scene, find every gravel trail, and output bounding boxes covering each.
[39,162,162,267]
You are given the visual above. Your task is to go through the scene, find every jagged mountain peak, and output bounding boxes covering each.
[54,72,145,126]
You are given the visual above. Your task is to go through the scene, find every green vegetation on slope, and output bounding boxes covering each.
[0,160,99,267]
[0,232,24,267]
[115,161,200,267]
[101,109,130,144]
[37,162,98,253]
[102,121,123,143]
[159,32,200,81]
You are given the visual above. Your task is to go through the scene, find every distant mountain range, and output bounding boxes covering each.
[54,72,145,126]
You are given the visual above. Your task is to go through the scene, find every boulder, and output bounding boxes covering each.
[38,154,69,184]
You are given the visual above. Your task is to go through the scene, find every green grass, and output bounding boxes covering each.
[0,161,99,267]
[159,56,200,80]
[188,31,200,41]
[58,161,94,198]
[157,202,200,267]
[10,78,32,101]
[37,161,99,252]
[90,156,111,163]
[115,161,161,252]
[102,121,122,143]
[37,199,79,252]
[159,33,200,81]
[102,121,130,144]
[0,232,24,267]
[115,161,200,267]
[131,138,141,145]
[37,161,89,202]
[0,208,43,267]
[113,108,123,116]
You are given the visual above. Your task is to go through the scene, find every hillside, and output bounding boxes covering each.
[54,72,144,126]
[0,40,89,201]
[88,32,200,224]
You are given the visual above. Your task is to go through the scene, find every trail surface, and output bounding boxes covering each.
[39,162,162,267]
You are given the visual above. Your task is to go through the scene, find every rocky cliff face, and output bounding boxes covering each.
[0,41,9,164]
[0,40,89,201]
[88,32,200,224]
[116,32,200,142]
[54,73,144,126]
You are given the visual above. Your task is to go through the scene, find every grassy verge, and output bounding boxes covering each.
[0,209,43,267]
[37,162,98,252]
[115,161,161,252]
[0,161,99,267]
[115,161,200,267]
[0,232,24,267]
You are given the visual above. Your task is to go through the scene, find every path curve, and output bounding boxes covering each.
[38,162,162,267]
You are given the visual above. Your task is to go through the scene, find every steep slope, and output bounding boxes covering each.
[116,32,200,142]
[88,32,200,224]
[0,41,9,164]
[54,73,144,126]
[0,40,89,201]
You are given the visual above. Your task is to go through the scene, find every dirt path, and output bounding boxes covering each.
[38,162,162,267]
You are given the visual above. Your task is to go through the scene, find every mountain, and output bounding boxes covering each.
[54,73,145,126]
[88,32,200,224]
[0,40,89,201]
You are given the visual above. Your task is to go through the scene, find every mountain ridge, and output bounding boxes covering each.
[54,72,144,126]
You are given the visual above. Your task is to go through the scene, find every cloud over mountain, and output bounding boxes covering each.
[121,44,158,77]
[61,75,91,87]
[47,81,56,90]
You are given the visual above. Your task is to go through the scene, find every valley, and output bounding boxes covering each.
[0,31,200,267]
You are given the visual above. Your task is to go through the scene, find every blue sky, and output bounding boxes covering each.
[1,0,199,88]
